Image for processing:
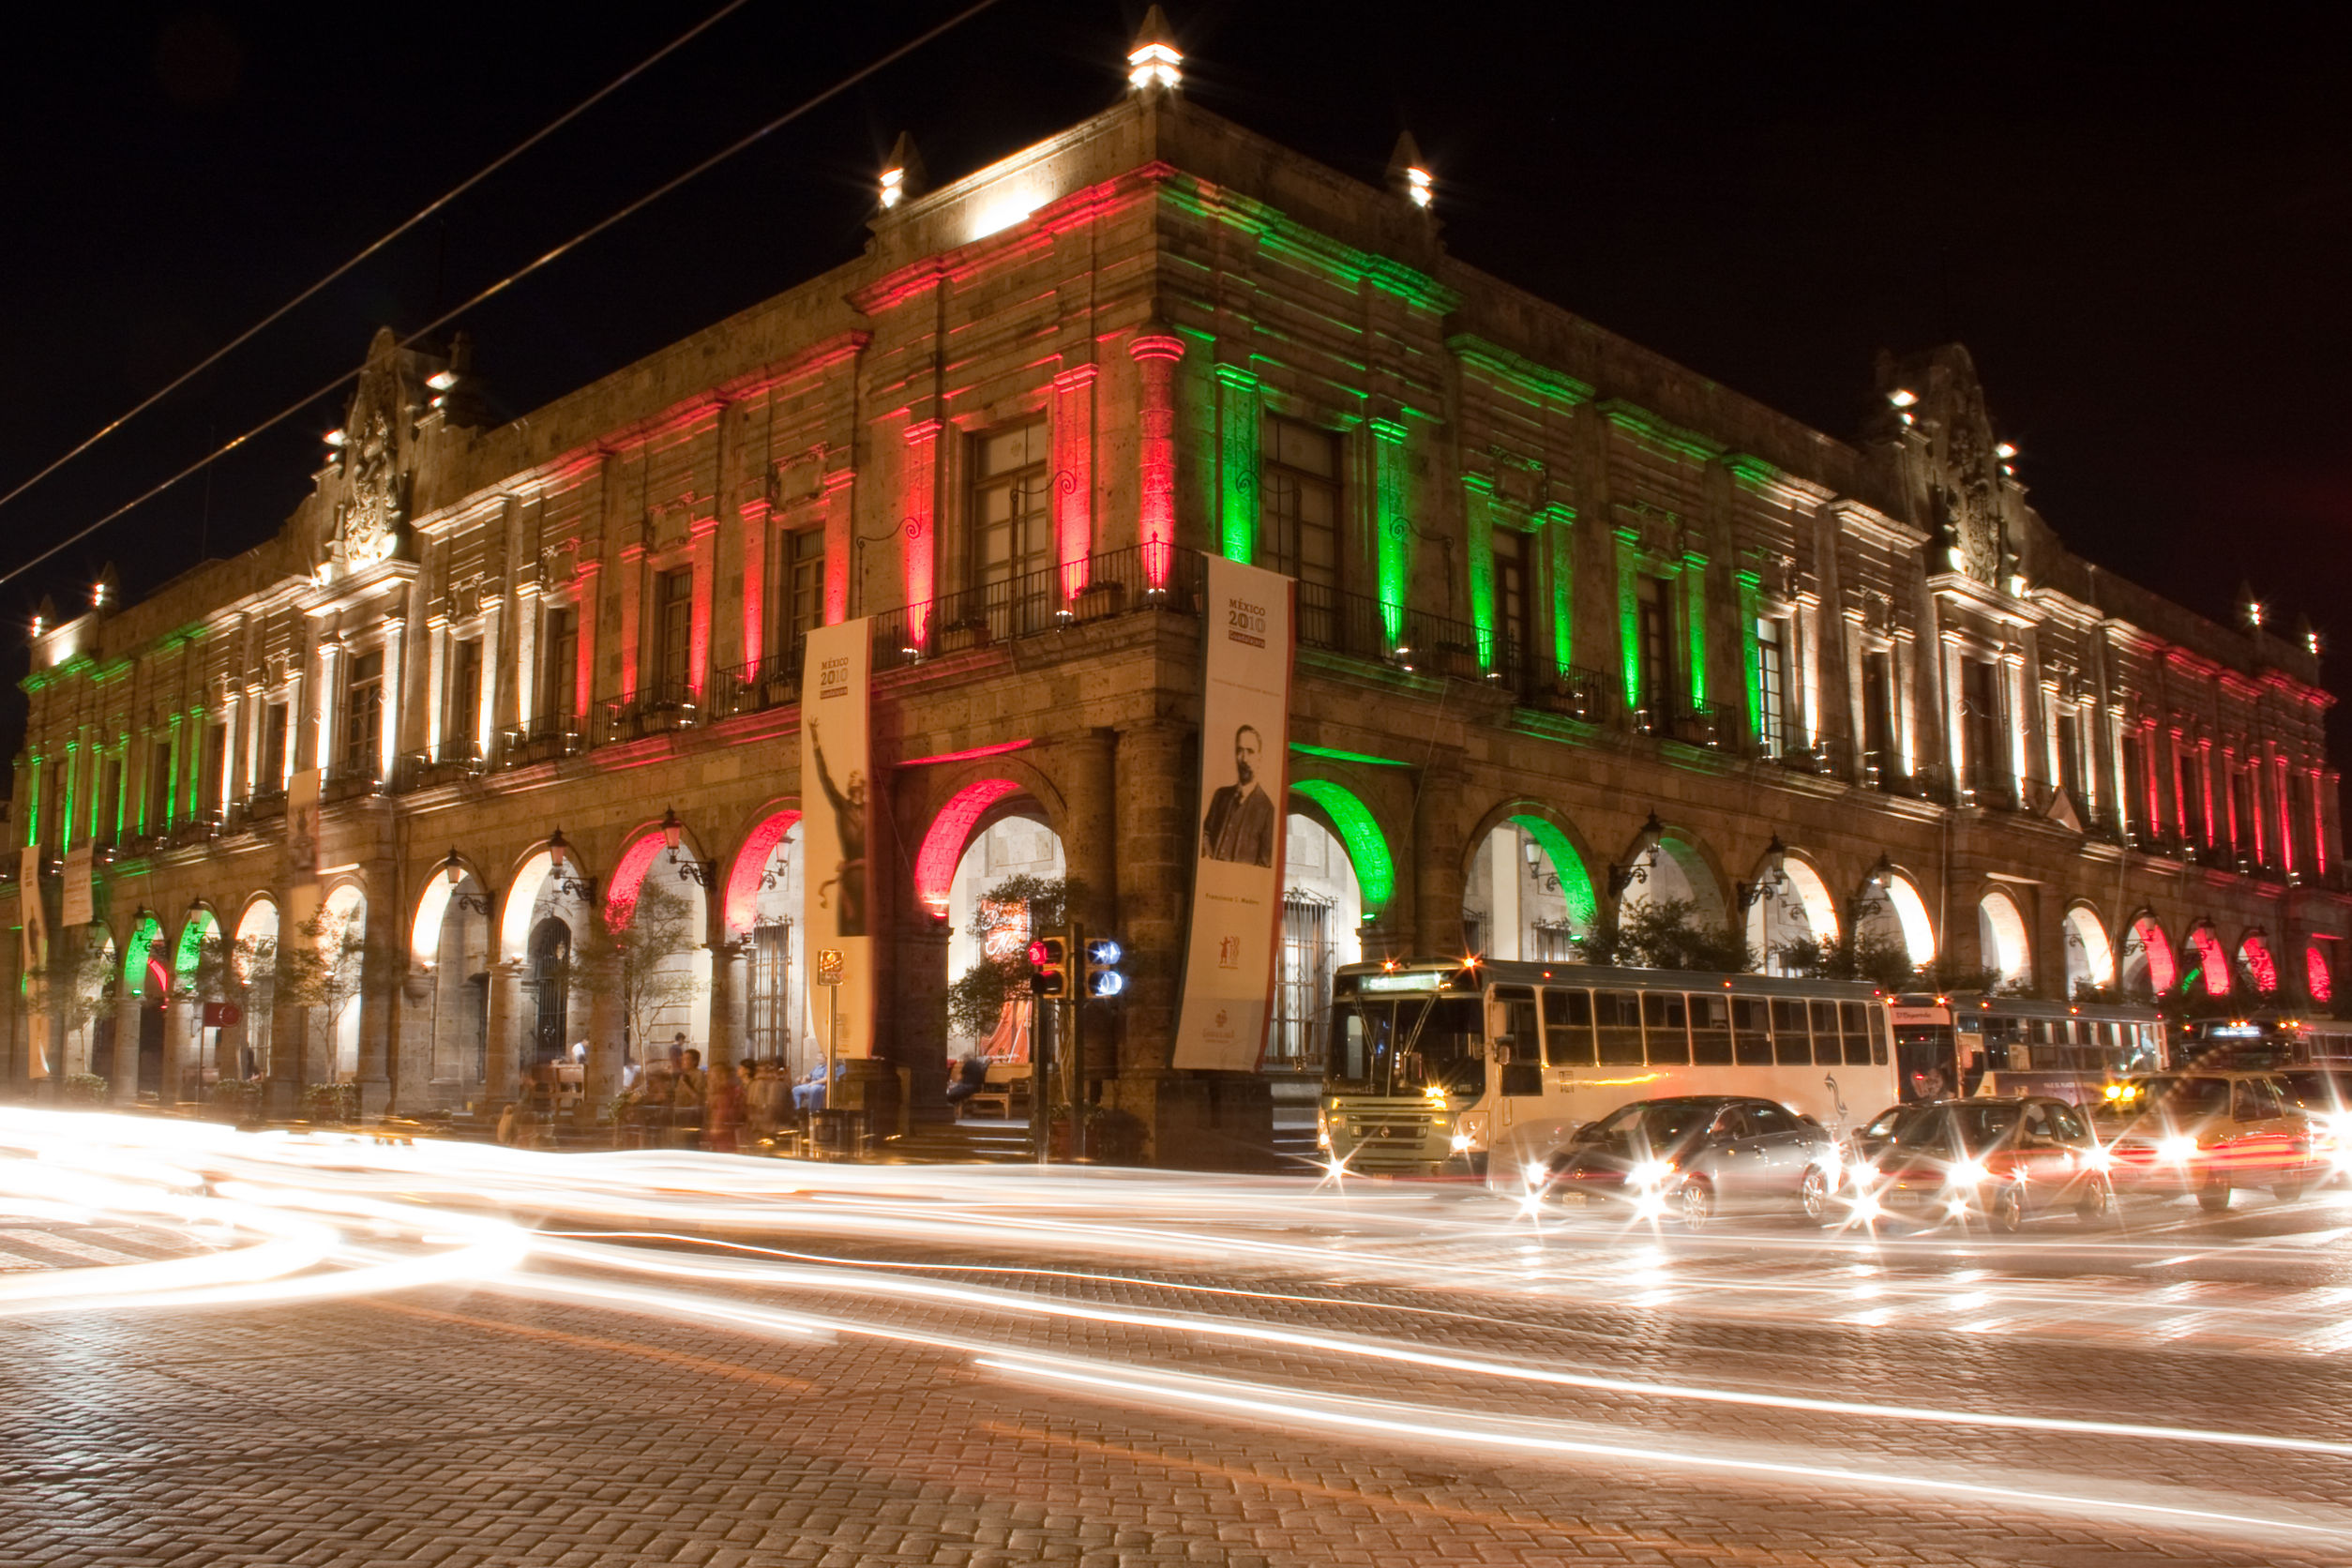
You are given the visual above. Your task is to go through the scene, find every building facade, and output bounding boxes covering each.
[5,37,2343,1160]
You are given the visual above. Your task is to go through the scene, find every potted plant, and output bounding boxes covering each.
[61,1073,108,1105]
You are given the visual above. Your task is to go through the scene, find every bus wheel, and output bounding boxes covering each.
[1676,1179,1715,1231]
[2196,1172,2232,1213]
[1798,1166,1831,1225]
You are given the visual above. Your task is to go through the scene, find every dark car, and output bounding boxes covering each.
[1545,1095,1838,1229]
[2092,1071,2322,1209]
[1844,1096,2113,1231]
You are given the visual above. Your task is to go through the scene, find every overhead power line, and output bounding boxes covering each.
[0,0,1003,594]
[0,0,758,535]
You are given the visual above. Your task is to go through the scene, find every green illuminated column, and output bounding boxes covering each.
[1737,569,1763,746]
[1214,364,1259,564]
[23,754,40,849]
[1681,551,1709,709]
[1463,475,1496,666]
[1372,418,1410,645]
[58,742,77,853]
[1543,505,1576,678]
[1613,529,1641,711]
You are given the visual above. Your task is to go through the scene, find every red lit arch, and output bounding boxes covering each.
[913,779,1023,914]
[724,809,801,937]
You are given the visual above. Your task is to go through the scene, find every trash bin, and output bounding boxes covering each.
[809,1108,869,1159]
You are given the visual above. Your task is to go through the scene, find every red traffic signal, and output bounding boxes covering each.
[1027,936,1067,997]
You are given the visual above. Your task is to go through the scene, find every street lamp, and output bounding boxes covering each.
[441,849,490,916]
[1607,812,1666,899]
[1736,835,1789,911]
[660,807,716,888]
[544,828,596,902]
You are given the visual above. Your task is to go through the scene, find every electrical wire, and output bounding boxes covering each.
[0,0,756,531]
[1,0,1005,593]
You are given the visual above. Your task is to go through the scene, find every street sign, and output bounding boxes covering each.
[202,1002,243,1028]
[816,948,845,987]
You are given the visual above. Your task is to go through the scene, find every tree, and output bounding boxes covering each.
[571,877,708,1058]
[30,927,119,1064]
[945,874,1086,1040]
[276,907,398,1074]
[1586,897,1753,974]
[1774,930,1919,991]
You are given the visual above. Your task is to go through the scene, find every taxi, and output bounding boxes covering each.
[2092,1071,2323,1211]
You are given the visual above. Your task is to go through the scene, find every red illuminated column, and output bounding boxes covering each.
[688,518,717,701]
[822,468,855,625]
[739,499,771,674]
[1053,363,1097,601]
[616,546,644,705]
[2277,752,2297,877]
[1129,326,1184,590]
[902,420,941,648]
[572,562,600,723]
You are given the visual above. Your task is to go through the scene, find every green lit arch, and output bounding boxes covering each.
[122,911,165,997]
[1506,813,1598,931]
[1289,779,1395,913]
[175,908,221,982]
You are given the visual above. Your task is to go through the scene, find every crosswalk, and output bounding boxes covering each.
[0,1226,188,1273]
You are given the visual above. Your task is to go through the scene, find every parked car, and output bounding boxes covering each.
[1843,1096,2112,1231]
[2091,1071,2323,1210]
[1544,1095,1838,1229]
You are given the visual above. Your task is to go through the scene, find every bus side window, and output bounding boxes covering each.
[1542,988,1595,1066]
[1643,991,1690,1064]
[1839,1002,1873,1066]
[1772,999,1810,1065]
[1491,986,1539,1069]
[1595,990,1645,1065]
[1808,1001,1841,1066]
[1690,992,1733,1064]
[1729,995,1773,1065]
[1337,1011,1367,1084]
[1870,1006,1890,1065]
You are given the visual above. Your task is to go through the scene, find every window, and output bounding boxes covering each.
[781,526,825,663]
[541,607,579,726]
[652,568,694,697]
[971,419,1052,632]
[201,724,227,816]
[97,757,122,845]
[1264,418,1338,592]
[2121,730,2147,834]
[260,703,289,791]
[2057,706,2085,802]
[1542,988,1595,1066]
[1493,527,1531,675]
[1749,1103,1801,1138]
[1862,650,1896,773]
[1756,617,1789,757]
[1635,575,1674,720]
[1962,658,2003,798]
[1730,995,1773,1065]
[448,638,483,756]
[343,650,384,777]
[144,742,173,832]
[746,920,793,1063]
[1840,1001,1874,1066]
[1772,998,1810,1065]
[2236,1078,2284,1122]
[1642,991,1689,1064]
[2182,744,2210,845]
[1690,991,1733,1065]
[1594,989,1644,1065]
[1810,1000,1842,1067]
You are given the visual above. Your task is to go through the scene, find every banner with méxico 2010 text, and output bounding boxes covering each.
[801,619,874,1060]
[1171,556,1294,1071]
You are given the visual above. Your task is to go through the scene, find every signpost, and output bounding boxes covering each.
[814,947,845,1154]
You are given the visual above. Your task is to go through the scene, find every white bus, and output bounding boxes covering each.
[1319,958,1900,1182]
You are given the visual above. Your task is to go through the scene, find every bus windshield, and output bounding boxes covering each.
[1326,995,1486,1099]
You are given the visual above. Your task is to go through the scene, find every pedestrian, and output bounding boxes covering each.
[704,1062,748,1153]
[746,1060,783,1141]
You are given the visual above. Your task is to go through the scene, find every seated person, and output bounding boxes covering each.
[944,1054,990,1103]
[792,1061,838,1114]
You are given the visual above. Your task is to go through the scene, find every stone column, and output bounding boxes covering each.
[584,963,622,1123]
[353,891,396,1119]
[1110,721,1187,1074]
[394,971,435,1113]
[266,986,307,1119]
[1415,763,1467,959]
[112,989,143,1105]
[707,939,742,1073]
[160,994,193,1106]
[484,960,522,1107]
[1061,729,1118,1093]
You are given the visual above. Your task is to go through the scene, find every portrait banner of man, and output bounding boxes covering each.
[800,619,874,1062]
[1172,556,1295,1071]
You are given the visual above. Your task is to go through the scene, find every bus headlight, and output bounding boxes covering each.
[1316,1108,1331,1150]
[1450,1132,1474,1153]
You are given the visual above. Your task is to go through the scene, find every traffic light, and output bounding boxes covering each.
[1027,937,1067,997]
[1080,936,1125,999]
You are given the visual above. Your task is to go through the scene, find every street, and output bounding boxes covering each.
[7,1109,2352,1565]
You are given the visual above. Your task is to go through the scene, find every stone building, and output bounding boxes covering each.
[4,19,2342,1160]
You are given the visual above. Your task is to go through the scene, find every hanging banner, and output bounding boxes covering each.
[1171,556,1294,1071]
[20,846,48,1079]
[61,843,94,929]
[800,619,874,1060]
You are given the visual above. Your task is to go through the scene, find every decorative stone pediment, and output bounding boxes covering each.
[324,329,424,575]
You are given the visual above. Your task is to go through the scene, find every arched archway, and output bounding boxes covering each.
[2307,942,2334,1006]
[2239,931,2279,996]
[234,897,279,1079]
[1748,855,1839,976]
[122,910,167,1098]
[2183,924,2230,999]
[1463,815,1597,962]
[319,883,369,1081]
[600,823,715,1063]
[727,807,806,1071]
[174,908,224,1099]
[414,858,493,1100]
[2119,913,2175,1000]
[1288,779,1395,915]
[2062,906,2116,996]
[933,787,1066,1068]
[1978,888,2031,988]
[526,915,572,1064]
[1619,826,1730,934]
[1854,869,1936,971]
[1274,811,1364,1072]
[65,929,118,1082]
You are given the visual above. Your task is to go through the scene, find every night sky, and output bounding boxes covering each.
[5,2,2347,773]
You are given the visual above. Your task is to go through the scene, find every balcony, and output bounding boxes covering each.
[598,682,701,744]
[397,741,488,792]
[322,764,384,804]
[873,544,1201,672]
[709,644,807,719]
[1632,699,1745,754]
[499,716,585,769]
[1521,665,1621,726]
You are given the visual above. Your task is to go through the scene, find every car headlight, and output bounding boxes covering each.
[1628,1158,1677,1189]
[2158,1134,2199,1163]
[1524,1160,1548,1188]
[1950,1158,1991,1187]
[2080,1147,2112,1170]
[1847,1157,1878,1187]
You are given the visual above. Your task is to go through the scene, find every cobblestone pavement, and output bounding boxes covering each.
[8,1114,2352,1565]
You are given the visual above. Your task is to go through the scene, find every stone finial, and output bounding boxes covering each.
[880,131,926,211]
[1388,131,1433,210]
[1127,6,1182,93]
